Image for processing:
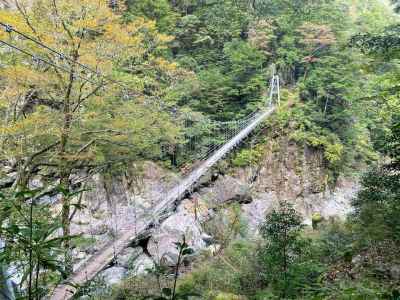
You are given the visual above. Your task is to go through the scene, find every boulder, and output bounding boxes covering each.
[117,247,143,269]
[241,194,274,236]
[147,203,206,266]
[148,234,180,266]
[205,244,221,256]
[100,266,127,286]
[178,197,212,223]
[390,265,400,280]
[132,254,155,275]
[211,176,252,205]
[75,251,87,261]
[89,224,108,236]
[201,233,214,245]
[197,170,213,187]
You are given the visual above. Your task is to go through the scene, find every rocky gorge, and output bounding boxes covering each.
[61,138,359,294]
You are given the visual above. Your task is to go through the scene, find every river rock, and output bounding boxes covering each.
[147,203,206,266]
[100,266,127,286]
[132,254,155,275]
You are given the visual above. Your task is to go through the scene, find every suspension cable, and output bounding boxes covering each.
[0,39,100,85]
[0,22,132,92]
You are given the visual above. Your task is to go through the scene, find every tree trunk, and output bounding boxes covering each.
[282,227,288,298]
[59,66,75,276]
[60,171,72,276]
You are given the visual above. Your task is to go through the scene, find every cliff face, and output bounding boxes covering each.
[62,161,181,273]
[236,137,358,230]
[34,136,357,291]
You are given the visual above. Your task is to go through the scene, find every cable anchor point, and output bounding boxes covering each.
[32,55,41,65]
[4,24,13,33]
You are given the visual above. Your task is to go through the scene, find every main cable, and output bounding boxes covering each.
[0,39,100,85]
[0,22,100,75]
[0,22,133,92]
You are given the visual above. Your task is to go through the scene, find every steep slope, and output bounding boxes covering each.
[71,128,359,296]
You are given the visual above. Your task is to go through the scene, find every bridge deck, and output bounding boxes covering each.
[50,107,276,300]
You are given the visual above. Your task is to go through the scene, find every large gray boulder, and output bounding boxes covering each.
[241,193,274,235]
[147,202,206,266]
[100,266,127,286]
[202,175,252,205]
[131,254,155,275]
[117,247,143,269]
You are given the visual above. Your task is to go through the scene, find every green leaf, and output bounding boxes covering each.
[15,190,36,199]
[7,224,19,234]
[182,248,194,256]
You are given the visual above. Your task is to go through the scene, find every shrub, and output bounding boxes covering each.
[260,202,325,298]
[178,240,264,298]
[232,145,264,167]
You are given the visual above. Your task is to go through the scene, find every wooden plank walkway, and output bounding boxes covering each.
[50,107,276,300]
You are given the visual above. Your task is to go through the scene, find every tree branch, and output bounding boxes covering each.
[73,83,105,112]
[14,0,39,37]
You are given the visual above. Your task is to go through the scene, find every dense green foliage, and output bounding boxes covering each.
[145,0,398,173]
[352,118,400,244]
[113,201,398,299]
[0,188,77,298]
[105,1,400,299]
[1,0,400,298]
[259,202,314,298]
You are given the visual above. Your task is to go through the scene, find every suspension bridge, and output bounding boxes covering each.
[50,74,280,300]
[0,22,281,300]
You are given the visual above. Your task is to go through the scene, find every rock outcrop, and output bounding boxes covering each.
[72,139,359,289]
[67,162,180,271]
[147,198,207,266]
[117,247,143,269]
[235,138,358,228]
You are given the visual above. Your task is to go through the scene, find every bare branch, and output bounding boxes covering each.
[76,139,96,155]
[51,0,75,46]
[14,0,39,37]
[73,83,105,112]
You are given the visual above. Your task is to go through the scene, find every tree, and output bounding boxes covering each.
[349,0,400,250]
[0,187,78,299]
[126,0,178,33]
[351,24,400,60]
[260,202,317,298]
[0,0,181,274]
[352,120,400,244]
[121,236,196,300]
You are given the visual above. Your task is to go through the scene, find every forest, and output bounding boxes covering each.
[0,0,400,299]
